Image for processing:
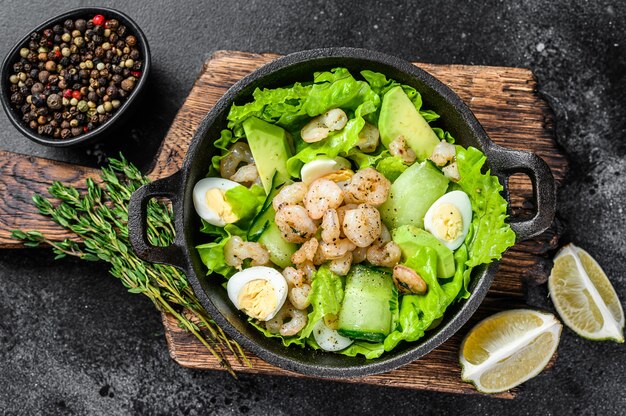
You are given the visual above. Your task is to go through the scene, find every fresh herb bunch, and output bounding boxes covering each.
[11,155,248,376]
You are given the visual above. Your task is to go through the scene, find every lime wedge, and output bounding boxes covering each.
[459,309,562,394]
[549,243,624,342]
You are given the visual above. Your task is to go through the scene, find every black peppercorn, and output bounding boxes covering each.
[75,19,87,32]
[61,128,71,139]
[9,84,18,93]
[71,127,82,136]
[117,25,127,37]
[64,19,74,30]
[19,86,30,96]
[32,94,46,107]
[13,62,23,72]
[43,28,53,39]
[47,94,62,110]
[105,85,118,98]
[31,82,44,94]
[10,92,24,105]
[79,69,89,79]
[24,78,34,88]
[38,70,49,83]
[109,33,119,43]
[105,19,119,30]
[21,103,31,114]
[60,57,70,67]
[129,49,140,60]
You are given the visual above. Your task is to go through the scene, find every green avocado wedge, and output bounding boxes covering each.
[378,86,440,161]
[392,225,456,278]
[242,116,292,194]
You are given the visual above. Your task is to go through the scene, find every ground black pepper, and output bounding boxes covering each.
[7,13,143,139]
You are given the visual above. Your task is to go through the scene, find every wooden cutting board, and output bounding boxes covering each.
[0,51,568,398]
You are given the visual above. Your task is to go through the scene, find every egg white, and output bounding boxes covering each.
[423,190,472,251]
[300,157,350,184]
[192,177,241,226]
[313,319,353,352]
[227,266,288,321]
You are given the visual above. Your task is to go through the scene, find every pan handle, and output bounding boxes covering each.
[128,171,188,270]
[487,144,556,241]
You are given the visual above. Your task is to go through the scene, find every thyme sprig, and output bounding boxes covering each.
[12,155,249,376]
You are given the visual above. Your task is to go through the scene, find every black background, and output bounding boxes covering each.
[1,1,625,415]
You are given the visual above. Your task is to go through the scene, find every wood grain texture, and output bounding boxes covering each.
[0,51,568,397]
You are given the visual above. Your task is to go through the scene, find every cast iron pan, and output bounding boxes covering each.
[127,48,556,378]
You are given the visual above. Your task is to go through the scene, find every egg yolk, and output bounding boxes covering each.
[322,169,354,183]
[205,188,238,224]
[237,279,277,321]
[431,203,463,242]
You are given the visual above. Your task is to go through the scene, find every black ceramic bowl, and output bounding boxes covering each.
[0,7,150,147]
[128,48,556,378]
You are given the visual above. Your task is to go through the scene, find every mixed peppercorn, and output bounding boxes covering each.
[7,14,143,139]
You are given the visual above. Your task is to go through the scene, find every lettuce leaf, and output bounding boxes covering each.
[300,266,345,339]
[196,224,246,278]
[210,129,241,173]
[454,146,516,297]
[339,341,385,359]
[383,245,467,351]
[224,184,265,228]
[376,155,408,182]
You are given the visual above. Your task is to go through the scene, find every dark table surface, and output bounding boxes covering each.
[1,1,625,415]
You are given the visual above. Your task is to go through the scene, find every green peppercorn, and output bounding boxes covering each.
[103,101,113,112]
[77,100,89,112]
[9,75,19,84]
[87,100,96,108]
[96,104,105,114]
[73,37,84,47]
[70,97,78,106]
[61,33,71,43]
[96,62,105,71]
[18,72,27,82]
[20,48,30,58]
[71,29,81,38]
[124,59,134,68]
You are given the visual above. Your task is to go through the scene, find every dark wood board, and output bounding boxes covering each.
[0,51,568,398]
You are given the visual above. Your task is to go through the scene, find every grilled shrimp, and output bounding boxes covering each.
[321,209,341,244]
[297,260,316,282]
[301,108,348,143]
[319,238,356,260]
[357,122,380,153]
[352,246,368,264]
[342,204,382,248]
[275,205,318,243]
[265,302,308,336]
[442,162,460,182]
[291,238,319,265]
[282,266,306,288]
[304,178,344,220]
[388,136,416,164]
[429,141,456,167]
[272,182,308,211]
[289,284,311,310]
[224,236,270,270]
[230,163,259,185]
[392,265,428,295]
[346,168,390,207]
[329,252,352,276]
[282,267,311,310]
[220,142,254,179]
[367,241,402,268]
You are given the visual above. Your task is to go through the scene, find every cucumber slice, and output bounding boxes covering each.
[337,265,396,343]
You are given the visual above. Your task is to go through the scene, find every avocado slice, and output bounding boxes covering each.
[380,160,449,230]
[392,225,456,278]
[242,117,292,194]
[379,86,441,161]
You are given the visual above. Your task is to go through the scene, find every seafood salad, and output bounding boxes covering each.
[194,68,515,358]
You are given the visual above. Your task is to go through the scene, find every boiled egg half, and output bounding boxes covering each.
[300,157,351,184]
[192,177,241,227]
[423,190,472,251]
[227,266,288,321]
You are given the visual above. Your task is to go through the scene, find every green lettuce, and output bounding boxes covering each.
[300,266,345,339]
[376,155,408,182]
[196,224,246,278]
[383,245,467,351]
[224,184,265,228]
[339,341,385,359]
[454,146,516,297]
